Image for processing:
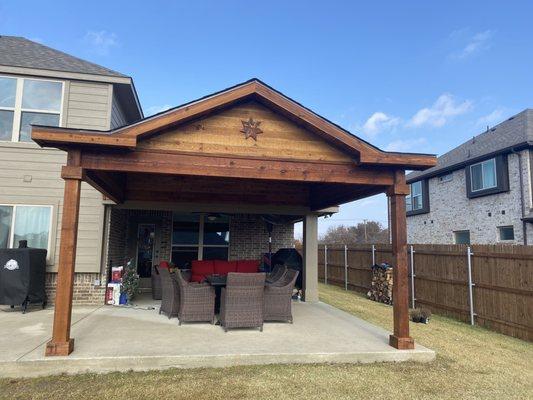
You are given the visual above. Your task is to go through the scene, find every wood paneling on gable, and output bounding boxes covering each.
[138,101,354,163]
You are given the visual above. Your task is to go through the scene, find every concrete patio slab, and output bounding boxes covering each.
[0,300,435,378]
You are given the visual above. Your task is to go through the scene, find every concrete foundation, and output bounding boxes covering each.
[0,299,435,378]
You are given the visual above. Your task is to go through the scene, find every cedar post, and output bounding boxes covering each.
[387,170,414,350]
[45,150,83,356]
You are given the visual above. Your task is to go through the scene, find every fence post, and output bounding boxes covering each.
[409,245,415,309]
[371,244,376,265]
[467,246,476,326]
[344,244,348,291]
[324,245,328,285]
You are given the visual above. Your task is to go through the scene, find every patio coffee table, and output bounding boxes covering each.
[205,275,227,313]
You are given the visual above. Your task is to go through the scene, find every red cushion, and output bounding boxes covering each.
[214,260,237,275]
[191,274,205,283]
[159,261,170,269]
[191,260,214,279]
[237,260,260,273]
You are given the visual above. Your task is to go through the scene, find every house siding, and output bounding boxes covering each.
[110,92,128,129]
[407,150,532,244]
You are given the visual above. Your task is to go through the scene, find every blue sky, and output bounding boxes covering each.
[2,1,532,237]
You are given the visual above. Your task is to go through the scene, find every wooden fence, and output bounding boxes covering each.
[317,243,533,342]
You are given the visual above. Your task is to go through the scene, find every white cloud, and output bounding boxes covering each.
[84,30,119,55]
[451,30,494,59]
[385,138,428,153]
[408,93,472,128]
[146,104,173,116]
[476,107,505,128]
[361,112,400,137]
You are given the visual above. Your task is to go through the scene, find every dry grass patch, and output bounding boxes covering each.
[1,283,531,400]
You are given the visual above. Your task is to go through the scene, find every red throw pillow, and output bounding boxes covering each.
[191,260,215,277]
[159,261,169,269]
[191,274,205,283]
[237,260,260,273]
[214,260,237,275]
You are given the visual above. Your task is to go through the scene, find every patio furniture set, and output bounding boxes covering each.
[159,260,299,332]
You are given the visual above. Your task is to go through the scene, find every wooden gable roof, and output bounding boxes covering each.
[32,79,435,170]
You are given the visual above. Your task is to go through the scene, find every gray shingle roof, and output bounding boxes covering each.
[0,36,127,78]
[407,109,533,182]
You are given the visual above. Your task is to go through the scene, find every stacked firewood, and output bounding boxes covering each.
[367,263,393,304]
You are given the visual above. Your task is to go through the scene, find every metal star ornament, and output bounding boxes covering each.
[240,117,263,141]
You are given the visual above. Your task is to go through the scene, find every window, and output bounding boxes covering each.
[406,180,429,216]
[470,158,497,192]
[454,230,470,245]
[466,155,509,199]
[0,76,63,142]
[498,226,515,241]
[171,213,230,267]
[439,173,453,183]
[0,205,53,255]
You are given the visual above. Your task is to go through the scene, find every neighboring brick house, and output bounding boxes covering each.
[406,109,533,245]
[0,36,296,304]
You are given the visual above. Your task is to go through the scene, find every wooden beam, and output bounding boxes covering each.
[81,150,395,186]
[310,184,388,210]
[31,126,136,149]
[84,170,126,204]
[45,149,82,356]
[388,170,414,350]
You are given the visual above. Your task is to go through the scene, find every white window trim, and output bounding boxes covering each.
[0,204,54,260]
[0,75,64,143]
[170,213,231,261]
[470,158,498,192]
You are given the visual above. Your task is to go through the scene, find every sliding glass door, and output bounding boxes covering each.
[171,213,229,268]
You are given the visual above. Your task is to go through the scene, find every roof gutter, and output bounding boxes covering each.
[407,141,532,184]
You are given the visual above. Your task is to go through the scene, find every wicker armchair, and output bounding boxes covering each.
[266,264,286,284]
[264,269,299,323]
[219,272,266,332]
[159,268,179,319]
[175,270,216,325]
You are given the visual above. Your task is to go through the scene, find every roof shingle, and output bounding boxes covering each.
[407,109,533,182]
[0,36,127,78]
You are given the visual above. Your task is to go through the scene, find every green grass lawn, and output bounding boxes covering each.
[1,283,532,400]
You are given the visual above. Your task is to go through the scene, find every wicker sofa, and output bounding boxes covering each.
[190,259,260,283]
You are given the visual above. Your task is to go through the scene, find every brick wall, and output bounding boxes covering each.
[407,150,532,244]
[229,214,294,260]
[45,272,106,306]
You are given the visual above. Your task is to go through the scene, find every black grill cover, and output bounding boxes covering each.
[0,248,47,306]
[272,248,303,289]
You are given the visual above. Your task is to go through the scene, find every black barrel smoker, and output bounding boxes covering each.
[0,247,47,313]
[271,248,303,290]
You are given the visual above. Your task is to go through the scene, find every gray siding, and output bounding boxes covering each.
[110,93,128,129]
[0,77,114,273]
[65,81,112,130]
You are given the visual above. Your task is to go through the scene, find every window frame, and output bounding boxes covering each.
[171,213,230,261]
[0,203,54,260]
[497,225,515,242]
[465,155,509,199]
[406,179,430,216]
[0,75,64,143]
[470,158,497,192]
[453,230,471,245]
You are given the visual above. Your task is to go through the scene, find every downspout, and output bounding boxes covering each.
[512,149,527,245]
